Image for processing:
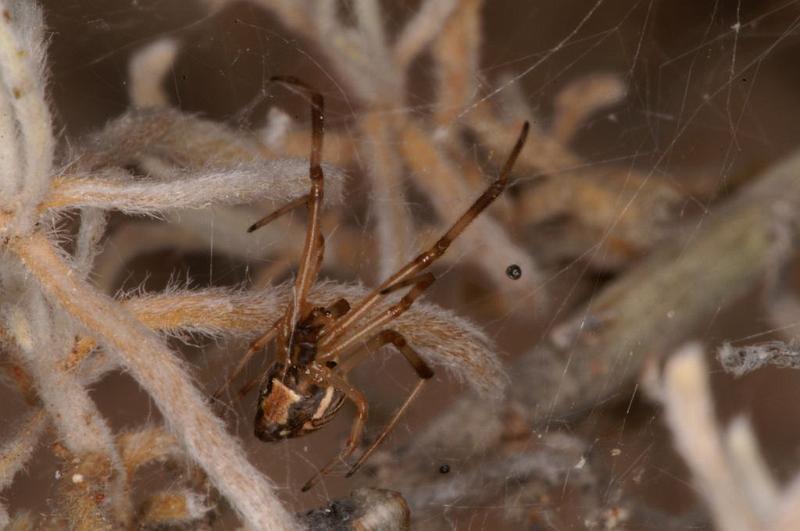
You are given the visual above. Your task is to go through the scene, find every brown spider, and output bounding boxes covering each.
[216,76,528,492]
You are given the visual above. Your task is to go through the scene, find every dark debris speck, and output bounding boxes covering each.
[505,264,522,280]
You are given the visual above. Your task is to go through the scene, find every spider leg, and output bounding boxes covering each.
[312,297,351,330]
[319,121,529,349]
[315,330,432,483]
[337,329,433,378]
[318,272,435,361]
[378,271,439,295]
[325,298,352,319]
[339,330,432,477]
[236,375,262,400]
[269,76,326,311]
[212,317,281,400]
[310,233,325,292]
[346,380,425,478]
[301,370,368,492]
[246,194,309,233]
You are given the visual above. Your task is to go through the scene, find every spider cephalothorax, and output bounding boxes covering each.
[216,76,528,491]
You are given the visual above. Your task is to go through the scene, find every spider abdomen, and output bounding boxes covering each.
[254,363,345,441]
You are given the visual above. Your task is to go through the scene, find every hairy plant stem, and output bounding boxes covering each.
[9,232,298,531]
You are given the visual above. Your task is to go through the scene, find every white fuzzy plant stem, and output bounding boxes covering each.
[10,233,299,531]
[661,344,760,531]
[128,38,179,108]
[0,0,52,234]
[46,160,346,215]
[6,277,128,485]
[0,1,297,525]
[0,410,45,527]
[0,409,46,500]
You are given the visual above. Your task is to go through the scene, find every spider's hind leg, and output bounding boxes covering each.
[303,329,433,491]
[338,330,433,478]
[301,371,369,492]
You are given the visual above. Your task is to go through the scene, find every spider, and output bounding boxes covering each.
[216,76,528,492]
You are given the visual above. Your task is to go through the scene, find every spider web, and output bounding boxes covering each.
[7,0,800,529]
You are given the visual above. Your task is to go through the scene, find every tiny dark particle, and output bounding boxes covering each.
[505,264,522,280]
[439,464,450,474]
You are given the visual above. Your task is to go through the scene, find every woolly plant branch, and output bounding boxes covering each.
[117,425,180,477]
[551,74,626,143]
[136,489,211,528]
[128,38,179,109]
[394,0,458,69]
[10,233,298,530]
[124,281,506,398]
[6,284,130,525]
[0,0,53,229]
[74,107,269,170]
[43,160,346,215]
[0,408,46,492]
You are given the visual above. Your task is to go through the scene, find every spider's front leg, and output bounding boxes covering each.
[212,316,282,401]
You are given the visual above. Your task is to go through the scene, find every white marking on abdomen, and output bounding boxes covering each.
[312,386,335,420]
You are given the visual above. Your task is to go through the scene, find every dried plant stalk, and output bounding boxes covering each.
[468,103,582,177]
[724,418,779,520]
[272,127,358,166]
[394,0,458,69]
[432,0,483,127]
[360,114,414,277]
